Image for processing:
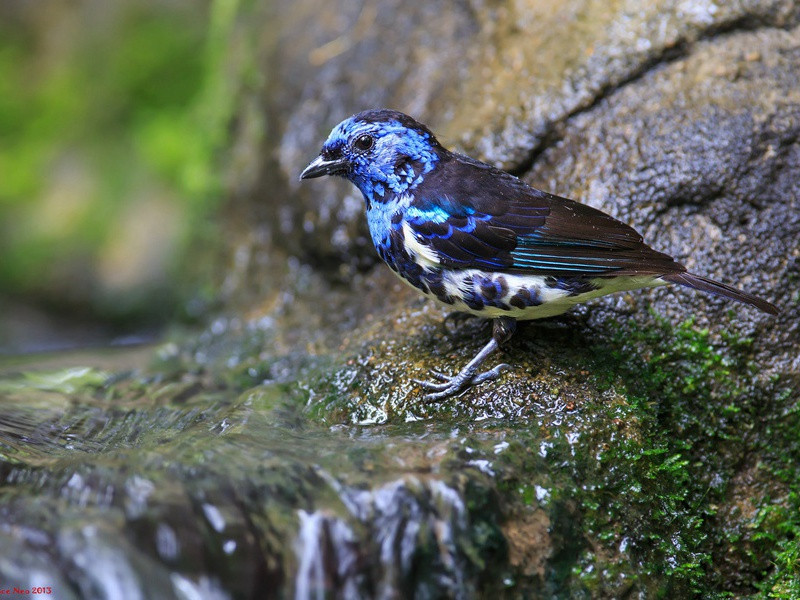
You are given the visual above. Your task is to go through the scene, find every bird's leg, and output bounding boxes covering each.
[415,317,517,401]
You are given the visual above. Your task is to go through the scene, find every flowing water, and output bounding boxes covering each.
[0,345,546,599]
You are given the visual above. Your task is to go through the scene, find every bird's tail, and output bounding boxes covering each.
[662,272,779,315]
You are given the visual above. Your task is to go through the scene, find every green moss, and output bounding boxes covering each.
[755,495,800,598]
[0,367,110,395]
[571,311,797,595]
[751,388,800,598]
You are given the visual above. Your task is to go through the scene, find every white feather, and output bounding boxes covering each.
[401,221,440,268]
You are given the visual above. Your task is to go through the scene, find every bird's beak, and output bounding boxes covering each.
[299,155,348,180]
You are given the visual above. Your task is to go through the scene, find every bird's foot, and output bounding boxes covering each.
[414,363,510,401]
[416,317,516,401]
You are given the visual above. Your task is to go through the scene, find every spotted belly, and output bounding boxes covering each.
[385,254,666,320]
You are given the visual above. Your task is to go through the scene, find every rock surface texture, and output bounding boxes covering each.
[207,0,800,596]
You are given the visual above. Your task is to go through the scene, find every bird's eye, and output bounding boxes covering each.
[353,134,374,152]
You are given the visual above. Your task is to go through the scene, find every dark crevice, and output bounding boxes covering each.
[507,13,800,178]
[506,40,687,177]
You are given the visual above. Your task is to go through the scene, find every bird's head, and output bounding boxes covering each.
[300,109,443,204]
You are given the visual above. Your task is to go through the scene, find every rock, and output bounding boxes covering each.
[3,0,799,598]
[209,0,800,594]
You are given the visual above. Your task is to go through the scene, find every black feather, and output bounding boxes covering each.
[663,272,779,315]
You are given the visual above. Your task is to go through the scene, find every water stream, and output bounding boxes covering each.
[0,346,540,599]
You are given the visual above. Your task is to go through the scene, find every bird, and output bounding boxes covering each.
[300,109,779,400]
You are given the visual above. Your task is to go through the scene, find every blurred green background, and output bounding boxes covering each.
[0,0,237,352]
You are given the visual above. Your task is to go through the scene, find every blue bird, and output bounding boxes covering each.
[300,109,778,400]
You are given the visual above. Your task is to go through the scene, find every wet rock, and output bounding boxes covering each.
[0,365,573,598]
[3,0,800,598]
[206,0,800,594]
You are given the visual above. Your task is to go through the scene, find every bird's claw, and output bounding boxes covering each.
[411,369,453,387]
[414,363,510,401]
[428,369,451,381]
[470,363,510,385]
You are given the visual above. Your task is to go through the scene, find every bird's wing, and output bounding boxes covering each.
[403,155,683,277]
